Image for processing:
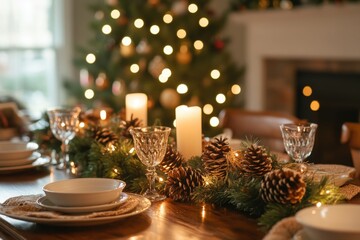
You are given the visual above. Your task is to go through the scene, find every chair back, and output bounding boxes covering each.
[219,108,300,152]
[341,122,360,178]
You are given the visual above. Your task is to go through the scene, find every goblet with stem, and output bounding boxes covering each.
[280,123,318,173]
[130,126,171,202]
[47,108,80,170]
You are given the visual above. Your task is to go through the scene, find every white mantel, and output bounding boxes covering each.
[226,3,360,110]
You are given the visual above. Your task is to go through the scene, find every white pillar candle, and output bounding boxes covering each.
[175,105,202,160]
[126,93,148,126]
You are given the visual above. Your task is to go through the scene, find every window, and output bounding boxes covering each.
[0,0,60,119]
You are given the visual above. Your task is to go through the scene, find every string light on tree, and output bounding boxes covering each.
[134,18,144,28]
[163,45,173,55]
[231,84,241,95]
[194,40,204,51]
[210,116,220,127]
[110,9,120,19]
[199,17,209,27]
[150,25,160,34]
[188,3,198,13]
[163,13,173,23]
[86,53,96,64]
[84,89,95,99]
[102,24,112,34]
[177,29,186,39]
[203,104,213,115]
[130,64,140,73]
[177,84,188,94]
[210,69,220,79]
[216,93,226,104]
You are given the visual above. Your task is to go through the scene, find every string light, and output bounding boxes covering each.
[102,24,112,34]
[194,40,203,50]
[163,13,173,23]
[134,18,144,28]
[210,69,220,79]
[159,74,168,83]
[130,63,140,73]
[303,86,312,96]
[121,36,132,46]
[188,3,198,13]
[163,45,173,55]
[177,29,186,39]
[177,84,188,94]
[216,93,226,104]
[150,25,160,34]
[199,17,209,27]
[84,89,95,99]
[110,9,120,19]
[162,68,172,77]
[310,100,320,111]
[210,117,219,127]
[231,84,241,95]
[86,53,96,64]
[203,104,213,115]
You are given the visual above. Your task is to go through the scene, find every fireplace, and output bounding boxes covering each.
[264,58,360,166]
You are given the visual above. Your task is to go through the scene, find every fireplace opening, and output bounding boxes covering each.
[295,70,360,166]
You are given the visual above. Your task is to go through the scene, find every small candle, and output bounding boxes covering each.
[126,93,148,126]
[175,105,202,160]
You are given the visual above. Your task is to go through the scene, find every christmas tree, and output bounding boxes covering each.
[65,0,243,135]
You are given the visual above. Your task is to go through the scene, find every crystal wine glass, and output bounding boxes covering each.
[47,108,80,170]
[280,123,318,173]
[130,126,171,202]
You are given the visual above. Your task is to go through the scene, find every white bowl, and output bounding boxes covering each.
[0,141,38,160]
[296,204,360,240]
[43,178,126,207]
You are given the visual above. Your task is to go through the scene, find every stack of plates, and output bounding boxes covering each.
[0,141,48,173]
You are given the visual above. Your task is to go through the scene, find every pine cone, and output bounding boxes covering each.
[240,144,272,176]
[94,127,119,145]
[260,168,306,204]
[164,166,204,202]
[159,144,184,173]
[202,137,231,180]
[120,114,142,139]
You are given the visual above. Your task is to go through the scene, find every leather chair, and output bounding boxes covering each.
[218,108,301,153]
[341,122,360,178]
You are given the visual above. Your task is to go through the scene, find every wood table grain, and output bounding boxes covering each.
[0,166,265,240]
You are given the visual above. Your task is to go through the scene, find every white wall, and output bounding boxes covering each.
[227,3,360,110]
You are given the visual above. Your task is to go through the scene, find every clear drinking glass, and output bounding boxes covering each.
[280,123,318,172]
[130,126,171,202]
[47,108,80,170]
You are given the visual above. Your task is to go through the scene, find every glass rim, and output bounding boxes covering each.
[280,123,318,129]
[130,126,171,133]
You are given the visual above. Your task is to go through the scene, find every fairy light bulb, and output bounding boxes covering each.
[231,84,241,95]
[130,64,139,73]
[150,25,160,35]
[162,68,172,77]
[177,84,188,94]
[110,9,120,19]
[188,3,198,13]
[134,18,144,28]
[194,40,204,50]
[199,17,209,27]
[163,13,173,23]
[203,104,213,115]
[177,29,186,39]
[84,89,94,99]
[210,117,219,127]
[210,69,220,79]
[86,53,96,64]
[163,45,173,55]
[216,93,226,104]
[158,74,168,83]
[121,36,132,46]
[102,24,112,34]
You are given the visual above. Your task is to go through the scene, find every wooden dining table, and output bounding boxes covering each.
[0,165,265,240]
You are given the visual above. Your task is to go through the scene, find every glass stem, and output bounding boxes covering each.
[146,166,156,193]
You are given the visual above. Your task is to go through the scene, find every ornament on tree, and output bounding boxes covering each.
[171,0,188,16]
[239,143,272,176]
[117,16,128,26]
[94,127,119,146]
[160,88,180,109]
[120,42,135,57]
[95,72,109,90]
[202,137,234,180]
[159,144,184,173]
[260,168,306,204]
[213,39,225,51]
[112,79,125,96]
[164,166,204,202]
[148,55,166,78]
[136,40,152,55]
[119,114,142,139]
[176,44,192,64]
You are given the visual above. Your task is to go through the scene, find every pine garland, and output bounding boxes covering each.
[46,119,345,232]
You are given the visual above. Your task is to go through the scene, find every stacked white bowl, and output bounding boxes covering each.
[0,141,40,168]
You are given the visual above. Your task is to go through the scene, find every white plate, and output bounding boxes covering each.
[307,164,356,186]
[0,152,41,167]
[0,157,49,174]
[36,192,129,214]
[0,141,38,160]
[0,193,151,226]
